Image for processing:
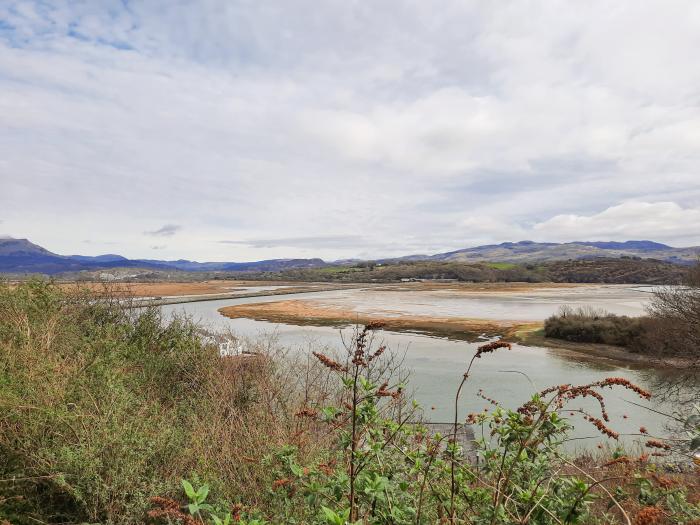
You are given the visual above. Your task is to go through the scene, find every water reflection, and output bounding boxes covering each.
[157,295,693,450]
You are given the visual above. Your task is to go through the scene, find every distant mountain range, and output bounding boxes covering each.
[395,240,700,265]
[0,238,325,275]
[0,237,698,275]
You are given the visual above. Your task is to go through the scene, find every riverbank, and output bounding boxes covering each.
[218,299,677,366]
[218,298,539,340]
[4,280,697,525]
[55,280,362,307]
[66,279,672,365]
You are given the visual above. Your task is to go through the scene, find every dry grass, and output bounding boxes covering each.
[55,280,288,297]
[218,298,535,339]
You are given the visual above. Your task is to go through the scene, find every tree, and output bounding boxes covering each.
[644,260,700,403]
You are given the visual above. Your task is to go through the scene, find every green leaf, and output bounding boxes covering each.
[196,483,209,503]
[181,479,196,500]
[188,503,199,515]
[290,463,304,477]
[320,506,348,525]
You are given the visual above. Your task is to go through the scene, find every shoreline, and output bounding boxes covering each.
[219,299,538,341]
[219,301,682,368]
[515,328,690,368]
[62,279,672,367]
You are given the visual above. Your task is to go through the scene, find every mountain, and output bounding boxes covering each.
[1,237,698,275]
[572,240,671,251]
[413,240,700,264]
[0,237,55,256]
[0,238,328,275]
[69,254,129,263]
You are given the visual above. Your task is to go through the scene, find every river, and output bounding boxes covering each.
[159,284,686,451]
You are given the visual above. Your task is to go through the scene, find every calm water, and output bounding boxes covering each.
[159,286,683,450]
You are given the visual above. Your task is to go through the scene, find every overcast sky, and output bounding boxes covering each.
[1,1,700,261]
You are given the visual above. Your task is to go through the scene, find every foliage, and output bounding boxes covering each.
[152,328,696,525]
[544,306,646,347]
[233,258,686,285]
[2,280,698,525]
[0,279,342,524]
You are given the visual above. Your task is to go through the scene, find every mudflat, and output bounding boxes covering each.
[218,282,646,338]
[56,280,309,297]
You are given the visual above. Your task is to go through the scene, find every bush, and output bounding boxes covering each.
[3,281,699,524]
[148,327,699,525]
[0,280,335,524]
[544,306,646,347]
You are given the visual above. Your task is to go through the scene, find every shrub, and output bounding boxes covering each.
[0,280,334,523]
[148,328,699,525]
[544,306,646,347]
[3,281,699,524]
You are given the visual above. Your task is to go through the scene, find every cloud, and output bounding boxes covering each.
[0,2,699,259]
[533,202,700,244]
[220,235,365,249]
[144,225,182,237]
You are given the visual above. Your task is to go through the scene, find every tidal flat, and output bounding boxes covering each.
[160,282,687,448]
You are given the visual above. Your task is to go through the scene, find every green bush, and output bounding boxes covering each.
[0,279,218,524]
[543,306,646,347]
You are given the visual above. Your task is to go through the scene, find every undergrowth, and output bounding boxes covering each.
[1,280,698,524]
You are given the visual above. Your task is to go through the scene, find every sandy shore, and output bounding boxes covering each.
[57,280,326,297]
[218,298,541,339]
[57,280,588,297]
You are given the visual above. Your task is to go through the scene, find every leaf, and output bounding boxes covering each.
[196,483,209,503]
[188,503,199,516]
[181,479,196,500]
[320,506,347,525]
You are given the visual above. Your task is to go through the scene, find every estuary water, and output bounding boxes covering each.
[159,285,684,450]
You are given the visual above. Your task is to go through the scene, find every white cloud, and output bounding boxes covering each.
[0,1,699,260]
[533,202,700,244]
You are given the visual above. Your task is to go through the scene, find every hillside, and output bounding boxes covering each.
[1,237,697,276]
[0,238,327,275]
[240,258,687,285]
[410,240,700,265]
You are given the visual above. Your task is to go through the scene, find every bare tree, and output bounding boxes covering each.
[644,260,700,404]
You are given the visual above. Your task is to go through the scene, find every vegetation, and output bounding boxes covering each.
[544,262,700,362]
[224,258,687,285]
[54,257,688,285]
[544,307,646,347]
[1,280,699,524]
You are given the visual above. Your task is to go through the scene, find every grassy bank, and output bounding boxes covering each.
[1,280,698,524]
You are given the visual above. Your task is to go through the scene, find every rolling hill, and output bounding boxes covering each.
[407,240,699,265]
[0,237,697,275]
[0,238,327,275]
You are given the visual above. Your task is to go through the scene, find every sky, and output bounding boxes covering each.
[1,1,700,262]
